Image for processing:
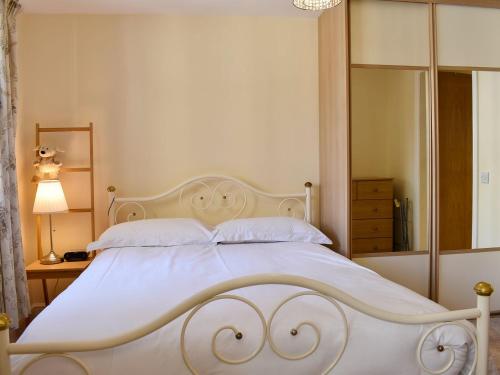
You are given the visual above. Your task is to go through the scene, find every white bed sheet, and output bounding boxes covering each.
[13,243,481,374]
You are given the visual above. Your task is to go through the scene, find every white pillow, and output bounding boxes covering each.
[87,218,213,251]
[212,217,332,244]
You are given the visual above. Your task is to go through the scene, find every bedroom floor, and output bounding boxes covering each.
[491,316,500,370]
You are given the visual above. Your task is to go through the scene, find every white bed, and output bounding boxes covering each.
[1,175,494,375]
[12,242,478,374]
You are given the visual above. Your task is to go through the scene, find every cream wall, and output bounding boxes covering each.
[16,14,319,304]
[351,68,428,251]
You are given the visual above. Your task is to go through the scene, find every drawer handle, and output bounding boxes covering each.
[373,227,379,232]
[373,245,379,250]
[372,208,379,213]
[373,188,379,193]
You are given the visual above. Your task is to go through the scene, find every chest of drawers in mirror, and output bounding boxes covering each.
[352,179,393,254]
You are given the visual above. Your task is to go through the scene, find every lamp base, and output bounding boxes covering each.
[40,250,64,265]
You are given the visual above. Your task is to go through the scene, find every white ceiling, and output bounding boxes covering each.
[20,0,320,17]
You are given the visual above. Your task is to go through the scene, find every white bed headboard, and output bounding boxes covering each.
[107,175,312,227]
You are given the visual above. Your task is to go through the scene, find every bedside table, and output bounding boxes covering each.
[26,260,92,305]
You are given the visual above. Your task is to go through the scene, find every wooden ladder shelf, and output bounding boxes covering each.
[35,123,96,260]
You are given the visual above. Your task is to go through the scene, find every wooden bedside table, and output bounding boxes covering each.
[26,260,92,305]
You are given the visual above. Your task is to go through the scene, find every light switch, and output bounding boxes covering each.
[480,171,490,184]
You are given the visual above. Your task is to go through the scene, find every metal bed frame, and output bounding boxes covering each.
[0,175,494,374]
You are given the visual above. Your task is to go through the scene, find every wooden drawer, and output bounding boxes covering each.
[351,181,357,200]
[352,238,393,253]
[352,200,393,219]
[356,180,393,200]
[352,219,393,238]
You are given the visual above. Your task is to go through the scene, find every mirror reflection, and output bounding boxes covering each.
[351,68,429,254]
[438,70,500,251]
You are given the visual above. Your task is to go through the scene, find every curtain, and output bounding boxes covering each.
[0,0,29,329]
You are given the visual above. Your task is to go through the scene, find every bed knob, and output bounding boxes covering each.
[290,328,298,336]
[235,332,243,340]
[437,345,445,352]
[474,281,494,296]
[0,313,10,331]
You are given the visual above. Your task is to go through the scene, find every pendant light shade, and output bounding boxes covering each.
[293,0,342,11]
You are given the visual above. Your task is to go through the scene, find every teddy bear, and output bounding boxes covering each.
[32,145,64,182]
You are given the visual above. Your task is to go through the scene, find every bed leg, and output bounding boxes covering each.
[0,314,12,375]
[475,282,494,375]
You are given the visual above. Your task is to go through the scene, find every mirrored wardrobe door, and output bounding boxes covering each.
[436,3,500,310]
[351,67,431,297]
[348,0,432,298]
[351,68,430,254]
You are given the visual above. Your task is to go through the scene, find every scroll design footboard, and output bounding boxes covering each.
[0,275,493,375]
[180,291,349,375]
[417,322,478,375]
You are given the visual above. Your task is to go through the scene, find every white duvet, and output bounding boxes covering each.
[13,243,481,374]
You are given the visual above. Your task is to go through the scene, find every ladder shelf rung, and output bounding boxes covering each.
[61,167,92,172]
[38,127,91,132]
[68,208,93,213]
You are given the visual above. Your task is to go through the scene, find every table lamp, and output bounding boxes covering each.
[33,180,69,265]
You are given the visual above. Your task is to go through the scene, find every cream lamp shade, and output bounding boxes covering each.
[33,180,69,214]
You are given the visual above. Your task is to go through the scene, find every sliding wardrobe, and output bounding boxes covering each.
[319,0,500,310]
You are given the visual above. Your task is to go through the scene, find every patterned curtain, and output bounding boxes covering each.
[0,0,29,329]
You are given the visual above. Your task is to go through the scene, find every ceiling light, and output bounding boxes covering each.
[293,0,342,11]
